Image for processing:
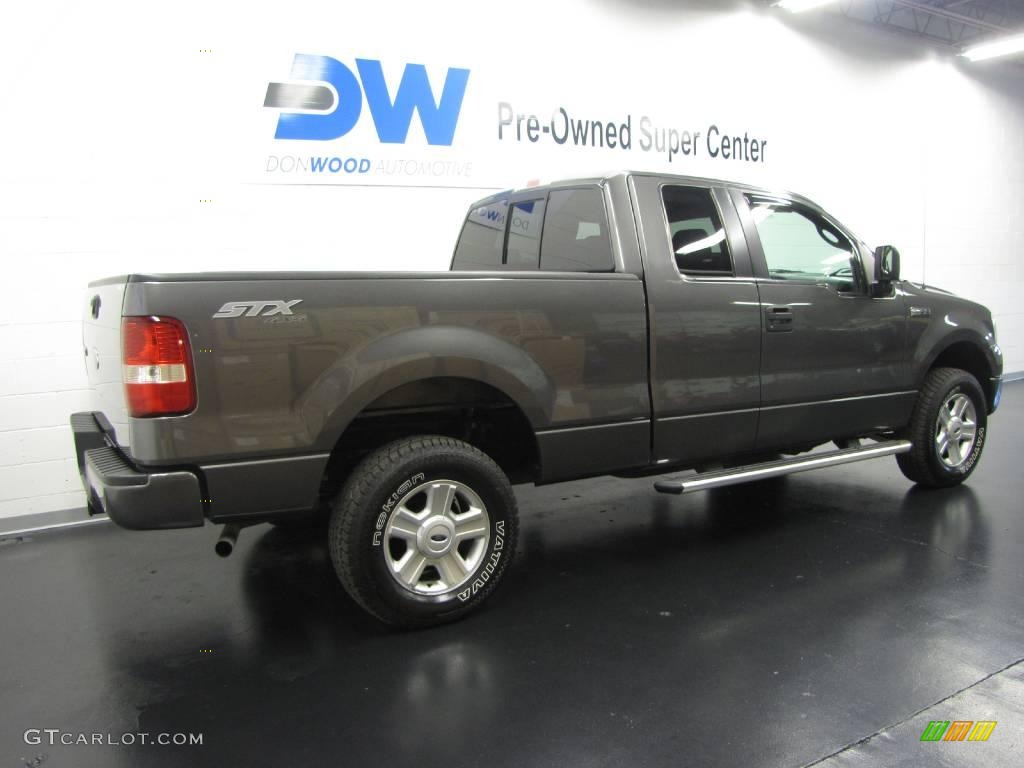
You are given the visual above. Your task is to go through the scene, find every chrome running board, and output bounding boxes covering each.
[653,439,912,495]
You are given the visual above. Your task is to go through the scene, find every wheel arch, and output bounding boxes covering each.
[920,336,997,411]
[294,325,553,512]
[307,326,553,441]
[317,372,543,499]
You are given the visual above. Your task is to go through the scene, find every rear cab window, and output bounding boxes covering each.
[540,189,613,271]
[507,199,545,268]
[452,200,508,269]
[452,186,614,272]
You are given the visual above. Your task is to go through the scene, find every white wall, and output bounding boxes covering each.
[1,0,1022,518]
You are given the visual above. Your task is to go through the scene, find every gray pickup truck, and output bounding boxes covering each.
[72,171,1003,626]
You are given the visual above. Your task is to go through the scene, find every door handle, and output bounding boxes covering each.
[766,305,793,333]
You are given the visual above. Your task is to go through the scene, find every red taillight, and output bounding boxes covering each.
[122,316,196,417]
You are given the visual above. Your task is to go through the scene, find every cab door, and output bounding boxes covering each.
[631,175,762,466]
[730,190,912,450]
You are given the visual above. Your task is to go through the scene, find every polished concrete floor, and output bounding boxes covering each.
[2,383,1022,768]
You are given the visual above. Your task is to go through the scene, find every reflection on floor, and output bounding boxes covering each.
[1,382,1021,768]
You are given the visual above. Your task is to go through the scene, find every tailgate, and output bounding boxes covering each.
[82,280,131,449]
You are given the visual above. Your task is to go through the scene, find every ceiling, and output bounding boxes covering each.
[777,1,1024,49]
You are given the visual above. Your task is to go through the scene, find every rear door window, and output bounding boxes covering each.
[661,186,733,276]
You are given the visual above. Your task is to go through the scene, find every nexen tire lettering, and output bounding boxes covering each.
[373,473,425,546]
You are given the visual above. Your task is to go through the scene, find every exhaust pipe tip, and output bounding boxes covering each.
[214,539,233,558]
[215,524,241,558]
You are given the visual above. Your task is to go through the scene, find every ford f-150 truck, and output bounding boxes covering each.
[72,171,1004,626]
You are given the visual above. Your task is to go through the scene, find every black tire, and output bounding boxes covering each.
[897,367,988,488]
[328,436,518,628]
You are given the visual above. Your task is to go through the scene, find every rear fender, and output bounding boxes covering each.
[302,326,553,450]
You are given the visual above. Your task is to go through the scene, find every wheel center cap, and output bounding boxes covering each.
[417,516,455,557]
[949,417,963,437]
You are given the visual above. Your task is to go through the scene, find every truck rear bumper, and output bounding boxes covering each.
[71,412,205,530]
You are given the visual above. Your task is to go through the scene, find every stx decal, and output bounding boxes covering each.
[212,300,302,319]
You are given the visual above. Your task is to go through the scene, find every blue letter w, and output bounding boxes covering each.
[356,60,470,146]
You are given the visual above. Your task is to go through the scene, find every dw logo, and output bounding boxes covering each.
[264,54,470,145]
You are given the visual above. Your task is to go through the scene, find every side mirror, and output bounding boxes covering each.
[874,245,900,283]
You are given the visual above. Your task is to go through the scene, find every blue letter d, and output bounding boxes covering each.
[274,54,362,141]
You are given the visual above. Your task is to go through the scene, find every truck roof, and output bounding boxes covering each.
[468,170,819,212]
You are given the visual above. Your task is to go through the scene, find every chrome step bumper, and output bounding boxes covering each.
[654,440,912,495]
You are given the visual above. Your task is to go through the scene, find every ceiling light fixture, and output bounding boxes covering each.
[773,0,837,12]
[962,33,1024,62]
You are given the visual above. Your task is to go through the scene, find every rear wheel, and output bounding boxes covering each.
[328,436,518,628]
[897,367,987,488]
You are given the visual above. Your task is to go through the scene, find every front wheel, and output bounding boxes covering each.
[328,436,518,628]
[897,367,988,488]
